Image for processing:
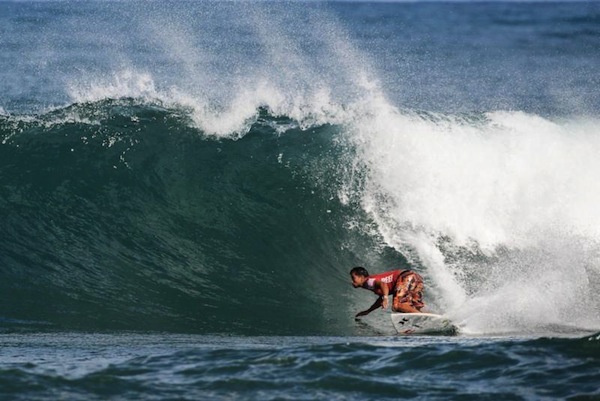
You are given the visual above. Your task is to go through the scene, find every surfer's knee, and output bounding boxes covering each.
[392,300,421,313]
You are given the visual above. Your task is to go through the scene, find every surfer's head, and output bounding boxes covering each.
[350,266,369,287]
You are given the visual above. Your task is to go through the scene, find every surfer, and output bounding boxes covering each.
[350,267,425,318]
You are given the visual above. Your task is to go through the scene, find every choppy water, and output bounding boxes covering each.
[1,1,599,399]
[1,333,599,401]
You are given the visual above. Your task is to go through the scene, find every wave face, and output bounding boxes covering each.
[1,1,600,335]
[0,101,389,334]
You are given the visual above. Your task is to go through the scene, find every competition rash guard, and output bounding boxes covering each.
[362,269,405,296]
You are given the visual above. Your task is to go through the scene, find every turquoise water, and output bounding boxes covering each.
[1,1,599,399]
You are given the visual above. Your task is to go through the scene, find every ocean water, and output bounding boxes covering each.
[1,0,599,399]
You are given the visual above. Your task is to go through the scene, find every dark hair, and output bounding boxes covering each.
[350,266,369,277]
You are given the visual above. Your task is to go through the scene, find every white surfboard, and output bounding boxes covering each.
[391,312,457,335]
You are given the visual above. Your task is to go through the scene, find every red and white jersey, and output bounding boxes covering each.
[362,269,405,296]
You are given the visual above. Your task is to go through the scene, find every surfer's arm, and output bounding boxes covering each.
[376,280,389,309]
[355,297,383,318]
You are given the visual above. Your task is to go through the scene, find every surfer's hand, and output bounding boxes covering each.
[381,297,388,309]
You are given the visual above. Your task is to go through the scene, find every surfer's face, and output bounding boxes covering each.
[351,273,366,288]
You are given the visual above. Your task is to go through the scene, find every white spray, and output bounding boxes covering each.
[348,97,600,334]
